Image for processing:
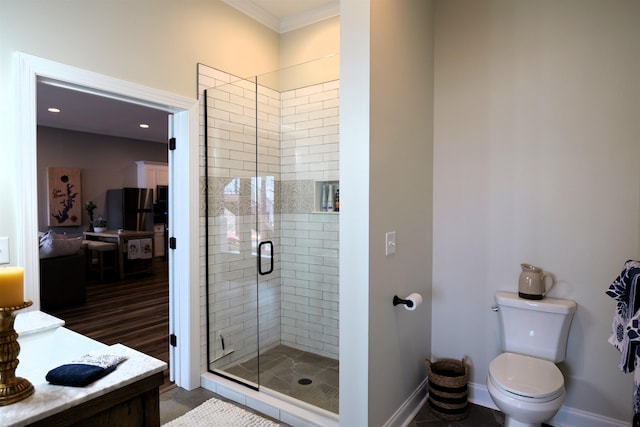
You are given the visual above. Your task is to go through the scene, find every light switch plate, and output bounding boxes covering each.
[385,231,396,256]
[0,237,9,264]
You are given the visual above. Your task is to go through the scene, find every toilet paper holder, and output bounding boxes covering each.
[393,295,414,308]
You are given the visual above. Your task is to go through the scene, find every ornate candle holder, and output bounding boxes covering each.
[0,300,34,406]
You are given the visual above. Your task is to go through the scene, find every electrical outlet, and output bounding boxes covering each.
[385,231,396,256]
[0,237,9,264]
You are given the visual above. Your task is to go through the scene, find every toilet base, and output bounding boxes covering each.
[504,416,542,427]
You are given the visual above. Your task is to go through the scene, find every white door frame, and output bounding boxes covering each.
[15,52,201,390]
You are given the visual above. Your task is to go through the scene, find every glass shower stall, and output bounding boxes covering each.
[201,55,340,414]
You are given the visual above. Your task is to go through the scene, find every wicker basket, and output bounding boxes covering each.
[425,357,469,420]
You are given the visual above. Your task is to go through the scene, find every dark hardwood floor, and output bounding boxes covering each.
[44,258,173,391]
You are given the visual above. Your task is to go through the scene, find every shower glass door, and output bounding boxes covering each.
[204,74,281,390]
[203,56,340,412]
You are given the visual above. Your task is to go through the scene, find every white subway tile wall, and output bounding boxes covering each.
[280,80,339,358]
[198,64,339,374]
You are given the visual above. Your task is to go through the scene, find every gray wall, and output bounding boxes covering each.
[432,0,640,422]
[369,0,434,424]
[340,0,434,425]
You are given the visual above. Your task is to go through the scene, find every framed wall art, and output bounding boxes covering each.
[47,167,81,227]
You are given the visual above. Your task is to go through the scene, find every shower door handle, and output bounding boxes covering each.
[258,240,273,275]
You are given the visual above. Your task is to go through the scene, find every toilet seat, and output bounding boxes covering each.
[489,353,564,402]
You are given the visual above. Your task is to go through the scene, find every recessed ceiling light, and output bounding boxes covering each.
[48,107,61,113]
[139,123,150,129]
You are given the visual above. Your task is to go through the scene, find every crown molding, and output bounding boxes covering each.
[280,1,340,33]
[220,0,279,32]
[220,0,339,34]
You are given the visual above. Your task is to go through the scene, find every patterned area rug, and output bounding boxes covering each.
[162,397,281,427]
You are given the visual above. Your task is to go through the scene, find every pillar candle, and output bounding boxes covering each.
[0,267,24,307]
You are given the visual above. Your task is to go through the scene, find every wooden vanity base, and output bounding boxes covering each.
[30,371,164,427]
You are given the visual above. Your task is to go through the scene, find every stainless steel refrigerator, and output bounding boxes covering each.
[106,188,154,231]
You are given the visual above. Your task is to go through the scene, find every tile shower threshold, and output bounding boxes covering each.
[201,372,339,427]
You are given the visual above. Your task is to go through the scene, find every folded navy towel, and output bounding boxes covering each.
[46,363,117,387]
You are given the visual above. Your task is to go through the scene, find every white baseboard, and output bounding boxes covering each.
[468,380,499,410]
[200,371,629,427]
[383,377,429,427]
[468,382,628,427]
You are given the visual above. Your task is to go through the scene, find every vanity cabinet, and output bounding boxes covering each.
[29,371,163,427]
[4,312,167,427]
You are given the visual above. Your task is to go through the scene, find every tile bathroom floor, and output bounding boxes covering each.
[410,403,553,427]
[160,344,552,426]
[160,386,535,427]
[410,403,504,426]
[160,386,216,424]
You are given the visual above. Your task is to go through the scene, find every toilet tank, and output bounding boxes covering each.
[495,291,577,363]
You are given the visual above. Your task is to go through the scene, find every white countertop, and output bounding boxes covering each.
[2,311,167,427]
[14,310,64,336]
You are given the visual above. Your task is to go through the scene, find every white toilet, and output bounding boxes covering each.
[487,291,576,427]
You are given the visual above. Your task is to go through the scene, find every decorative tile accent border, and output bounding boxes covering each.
[279,180,315,214]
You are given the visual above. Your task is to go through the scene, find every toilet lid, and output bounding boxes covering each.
[489,353,564,399]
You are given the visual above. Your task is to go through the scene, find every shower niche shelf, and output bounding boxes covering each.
[314,180,340,213]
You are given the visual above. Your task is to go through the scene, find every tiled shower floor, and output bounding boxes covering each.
[224,344,339,414]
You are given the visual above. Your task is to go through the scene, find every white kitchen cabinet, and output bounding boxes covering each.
[126,161,168,196]
[153,223,166,257]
